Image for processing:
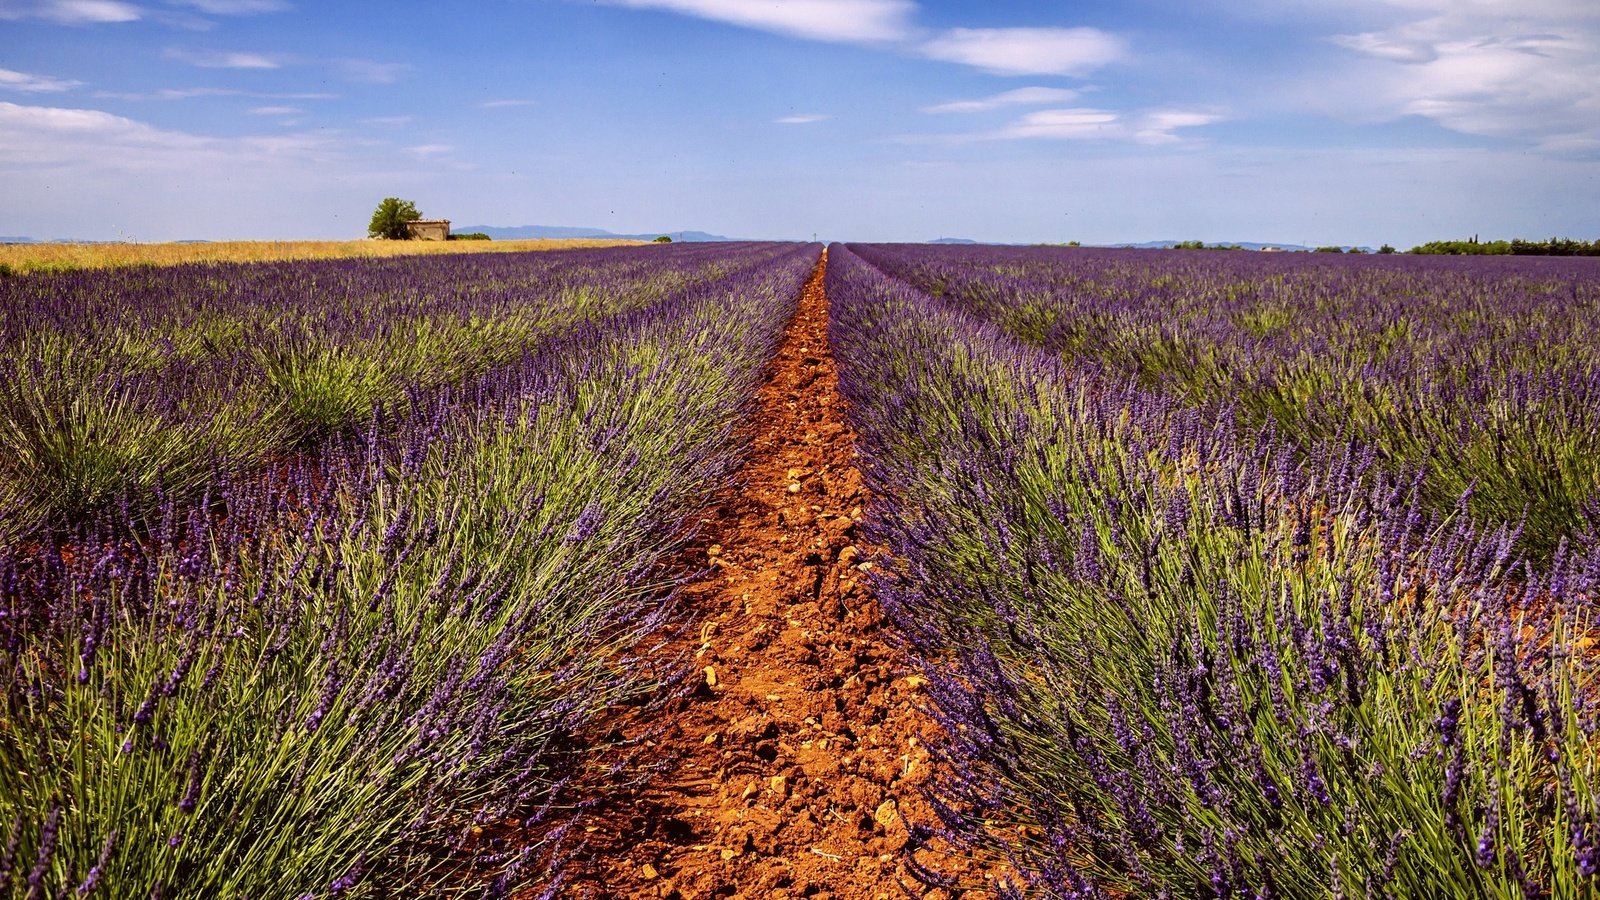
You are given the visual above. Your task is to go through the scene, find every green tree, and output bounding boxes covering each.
[368,197,421,240]
[653,235,673,243]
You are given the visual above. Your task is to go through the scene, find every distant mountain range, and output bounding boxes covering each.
[456,225,737,242]
[1107,240,1376,252]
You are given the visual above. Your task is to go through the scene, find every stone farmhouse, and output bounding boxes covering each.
[405,219,451,241]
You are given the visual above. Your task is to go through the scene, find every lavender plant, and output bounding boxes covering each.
[0,243,793,538]
[0,243,783,560]
[828,244,1600,898]
[0,244,821,897]
[847,244,1600,562]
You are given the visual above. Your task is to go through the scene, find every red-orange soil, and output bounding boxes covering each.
[567,253,1003,899]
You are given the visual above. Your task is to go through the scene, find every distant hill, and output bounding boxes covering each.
[0,236,126,245]
[929,237,978,244]
[456,225,737,243]
[1106,240,1376,253]
[1108,240,1301,250]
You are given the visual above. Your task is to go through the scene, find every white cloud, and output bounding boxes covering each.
[0,99,419,241]
[96,86,240,99]
[601,0,915,44]
[896,106,1220,144]
[0,67,83,92]
[94,87,338,100]
[166,0,286,12]
[0,0,141,23]
[0,100,341,170]
[1132,110,1225,144]
[405,143,454,159]
[997,107,1119,139]
[479,99,533,109]
[361,114,413,126]
[922,86,1080,114]
[335,59,408,84]
[164,47,281,68]
[775,113,828,124]
[1323,4,1600,155]
[248,104,299,115]
[921,27,1127,76]
[1329,32,1438,63]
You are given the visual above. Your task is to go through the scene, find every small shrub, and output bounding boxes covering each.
[653,235,673,243]
[447,232,491,241]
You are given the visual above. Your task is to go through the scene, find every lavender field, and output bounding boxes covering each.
[0,243,819,896]
[830,244,1600,897]
[4,240,1599,898]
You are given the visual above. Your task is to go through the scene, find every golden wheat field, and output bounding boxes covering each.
[0,237,644,273]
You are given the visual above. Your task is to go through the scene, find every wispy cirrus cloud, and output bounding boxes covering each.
[478,99,533,109]
[166,0,287,12]
[1328,32,1437,63]
[164,46,281,68]
[247,104,299,115]
[334,58,408,84]
[920,27,1127,77]
[922,87,1080,114]
[0,0,141,23]
[1321,2,1600,155]
[600,0,916,44]
[404,143,454,159]
[774,113,828,124]
[896,107,1221,145]
[159,49,407,84]
[600,2,1131,80]
[94,86,239,99]
[1127,110,1225,144]
[0,99,342,170]
[995,107,1219,143]
[93,86,336,100]
[0,67,83,92]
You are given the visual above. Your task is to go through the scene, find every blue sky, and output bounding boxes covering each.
[2,0,1597,246]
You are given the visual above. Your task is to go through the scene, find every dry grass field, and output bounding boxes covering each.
[0,237,645,273]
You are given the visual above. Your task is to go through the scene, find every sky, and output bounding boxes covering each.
[2,0,1598,246]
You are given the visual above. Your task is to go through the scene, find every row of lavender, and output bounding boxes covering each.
[0,242,777,538]
[848,243,1600,563]
[828,243,1600,897]
[0,243,821,897]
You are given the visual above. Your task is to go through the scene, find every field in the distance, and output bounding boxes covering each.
[0,236,644,273]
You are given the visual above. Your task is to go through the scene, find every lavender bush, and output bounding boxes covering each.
[0,243,789,537]
[0,243,820,897]
[829,244,1600,898]
[848,244,1600,562]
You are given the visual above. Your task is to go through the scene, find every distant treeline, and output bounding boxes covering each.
[1410,237,1600,256]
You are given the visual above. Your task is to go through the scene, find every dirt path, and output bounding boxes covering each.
[570,252,997,899]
